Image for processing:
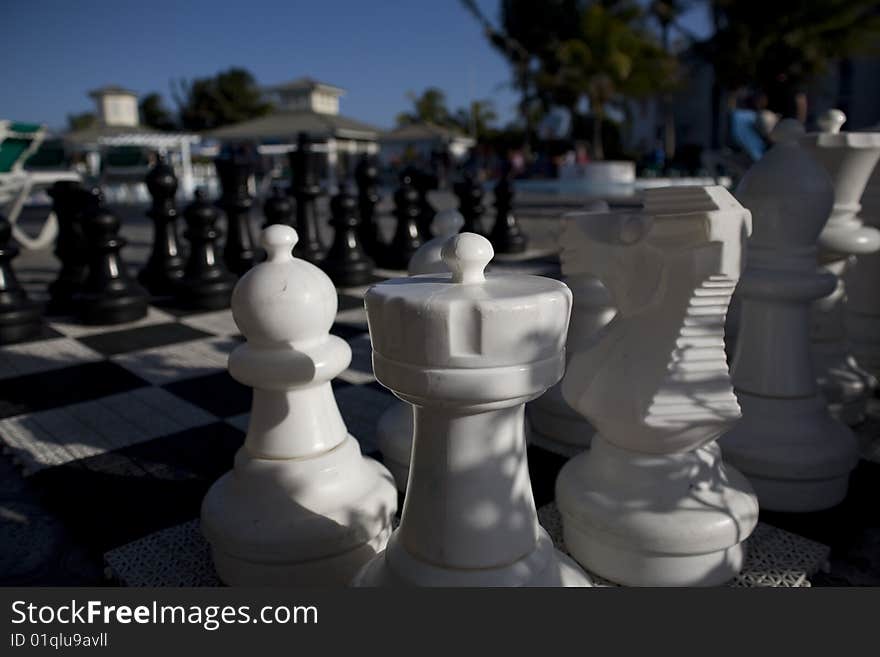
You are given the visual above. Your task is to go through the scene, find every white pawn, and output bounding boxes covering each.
[376,208,464,491]
[556,185,758,586]
[528,200,615,454]
[721,120,859,511]
[355,233,591,587]
[802,109,880,424]
[201,225,397,585]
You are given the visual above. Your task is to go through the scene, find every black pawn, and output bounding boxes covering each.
[0,213,42,344]
[489,167,528,254]
[321,184,375,287]
[215,144,258,276]
[288,132,325,263]
[454,174,486,235]
[75,189,148,325]
[139,155,185,295]
[382,172,424,271]
[177,189,236,310]
[354,156,382,259]
[263,186,295,228]
[47,181,90,315]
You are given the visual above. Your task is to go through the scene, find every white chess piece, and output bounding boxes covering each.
[376,209,464,491]
[201,225,397,585]
[354,233,591,587]
[847,164,880,380]
[721,119,859,511]
[801,109,880,424]
[528,200,615,454]
[556,185,758,586]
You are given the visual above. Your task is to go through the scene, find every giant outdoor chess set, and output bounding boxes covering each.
[1,115,879,587]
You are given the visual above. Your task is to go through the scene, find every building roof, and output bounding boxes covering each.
[264,77,345,95]
[380,122,473,143]
[88,85,138,98]
[205,110,380,142]
[63,124,159,146]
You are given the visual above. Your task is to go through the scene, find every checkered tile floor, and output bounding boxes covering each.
[2,247,878,586]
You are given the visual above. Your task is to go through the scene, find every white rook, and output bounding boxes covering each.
[556,185,758,586]
[354,233,591,587]
[201,225,397,585]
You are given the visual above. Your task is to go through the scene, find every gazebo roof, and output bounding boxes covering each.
[63,124,199,148]
[380,122,473,143]
[88,85,138,98]
[206,110,380,142]
[264,77,345,95]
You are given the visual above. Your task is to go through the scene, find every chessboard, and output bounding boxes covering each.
[2,248,878,587]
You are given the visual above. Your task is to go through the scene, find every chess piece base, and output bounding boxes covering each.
[527,384,594,455]
[352,529,591,587]
[813,343,875,425]
[0,302,43,344]
[321,260,374,288]
[177,277,236,311]
[849,311,880,381]
[376,401,412,492]
[720,392,858,512]
[75,292,148,325]
[557,438,758,587]
[201,435,397,586]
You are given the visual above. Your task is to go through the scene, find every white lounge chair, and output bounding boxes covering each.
[0,120,80,249]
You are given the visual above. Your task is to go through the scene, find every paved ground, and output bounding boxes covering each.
[1,191,878,586]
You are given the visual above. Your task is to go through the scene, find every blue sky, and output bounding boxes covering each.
[3,0,712,132]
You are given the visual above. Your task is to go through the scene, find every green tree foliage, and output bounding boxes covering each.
[462,1,676,158]
[540,2,676,159]
[395,87,452,126]
[67,112,97,132]
[454,99,499,139]
[699,0,880,113]
[139,93,177,131]
[172,68,273,131]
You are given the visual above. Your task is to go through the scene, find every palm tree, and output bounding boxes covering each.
[395,88,452,127]
[546,2,676,160]
[454,100,499,139]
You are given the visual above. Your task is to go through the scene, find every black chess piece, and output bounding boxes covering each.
[47,180,90,315]
[177,189,236,310]
[215,144,258,276]
[489,164,528,254]
[139,155,185,295]
[263,185,295,228]
[74,189,148,325]
[320,183,375,287]
[0,213,43,344]
[288,132,325,263]
[405,166,437,240]
[453,174,486,235]
[382,171,423,271]
[354,156,382,259]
